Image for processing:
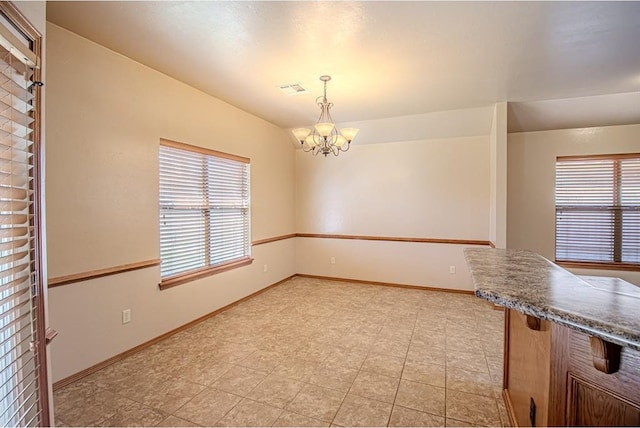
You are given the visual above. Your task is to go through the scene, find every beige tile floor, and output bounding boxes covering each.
[54,277,510,427]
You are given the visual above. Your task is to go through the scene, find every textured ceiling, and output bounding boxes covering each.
[47,1,640,131]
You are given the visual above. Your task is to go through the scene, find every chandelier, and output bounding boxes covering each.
[291,75,359,157]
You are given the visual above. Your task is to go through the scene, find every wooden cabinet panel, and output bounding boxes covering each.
[559,329,640,426]
[504,309,551,427]
[568,376,640,426]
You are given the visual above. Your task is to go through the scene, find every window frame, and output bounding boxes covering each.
[555,153,640,272]
[158,139,252,290]
[0,2,49,426]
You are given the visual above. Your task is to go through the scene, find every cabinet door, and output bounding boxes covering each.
[568,376,640,426]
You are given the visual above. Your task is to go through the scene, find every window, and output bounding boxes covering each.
[0,4,49,426]
[159,139,251,289]
[555,154,640,268]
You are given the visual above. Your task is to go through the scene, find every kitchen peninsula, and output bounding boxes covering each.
[465,248,640,427]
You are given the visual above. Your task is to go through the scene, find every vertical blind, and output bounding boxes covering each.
[159,142,250,279]
[0,38,40,426]
[556,155,640,264]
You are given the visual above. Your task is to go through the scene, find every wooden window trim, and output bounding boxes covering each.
[159,257,253,290]
[556,261,640,272]
[612,160,622,262]
[558,153,640,162]
[160,138,249,164]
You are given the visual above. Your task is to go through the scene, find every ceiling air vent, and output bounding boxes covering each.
[278,83,307,96]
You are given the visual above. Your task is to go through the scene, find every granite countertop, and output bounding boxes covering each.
[464,248,640,351]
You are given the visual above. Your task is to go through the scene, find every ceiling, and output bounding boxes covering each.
[47,1,640,132]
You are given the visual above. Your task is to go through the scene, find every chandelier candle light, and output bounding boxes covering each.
[292,75,359,157]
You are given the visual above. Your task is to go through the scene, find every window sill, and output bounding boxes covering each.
[159,257,254,290]
[556,260,640,272]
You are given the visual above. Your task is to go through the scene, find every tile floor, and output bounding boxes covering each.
[54,277,510,427]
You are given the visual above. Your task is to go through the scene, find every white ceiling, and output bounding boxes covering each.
[47,1,640,132]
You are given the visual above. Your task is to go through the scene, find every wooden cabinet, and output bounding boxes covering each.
[503,309,640,427]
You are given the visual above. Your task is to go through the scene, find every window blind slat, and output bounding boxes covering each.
[0,269,29,291]
[0,78,34,102]
[0,103,34,127]
[0,348,35,390]
[0,129,32,151]
[0,338,32,371]
[0,265,29,283]
[0,227,30,240]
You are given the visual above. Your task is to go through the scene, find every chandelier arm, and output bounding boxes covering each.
[325,103,334,122]
[320,103,328,122]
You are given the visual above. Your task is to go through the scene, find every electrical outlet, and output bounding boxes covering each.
[263,264,268,273]
[330,257,336,265]
[122,309,131,324]
[449,265,456,274]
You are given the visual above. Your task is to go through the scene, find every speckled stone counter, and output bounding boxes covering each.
[464,248,640,351]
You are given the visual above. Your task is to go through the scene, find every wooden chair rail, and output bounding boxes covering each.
[48,259,161,288]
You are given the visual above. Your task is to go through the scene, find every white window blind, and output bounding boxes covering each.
[555,155,640,265]
[0,37,41,426]
[159,141,251,281]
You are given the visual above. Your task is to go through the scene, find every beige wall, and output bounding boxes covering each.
[507,124,640,286]
[46,23,296,382]
[14,2,45,33]
[295,133,491,290]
